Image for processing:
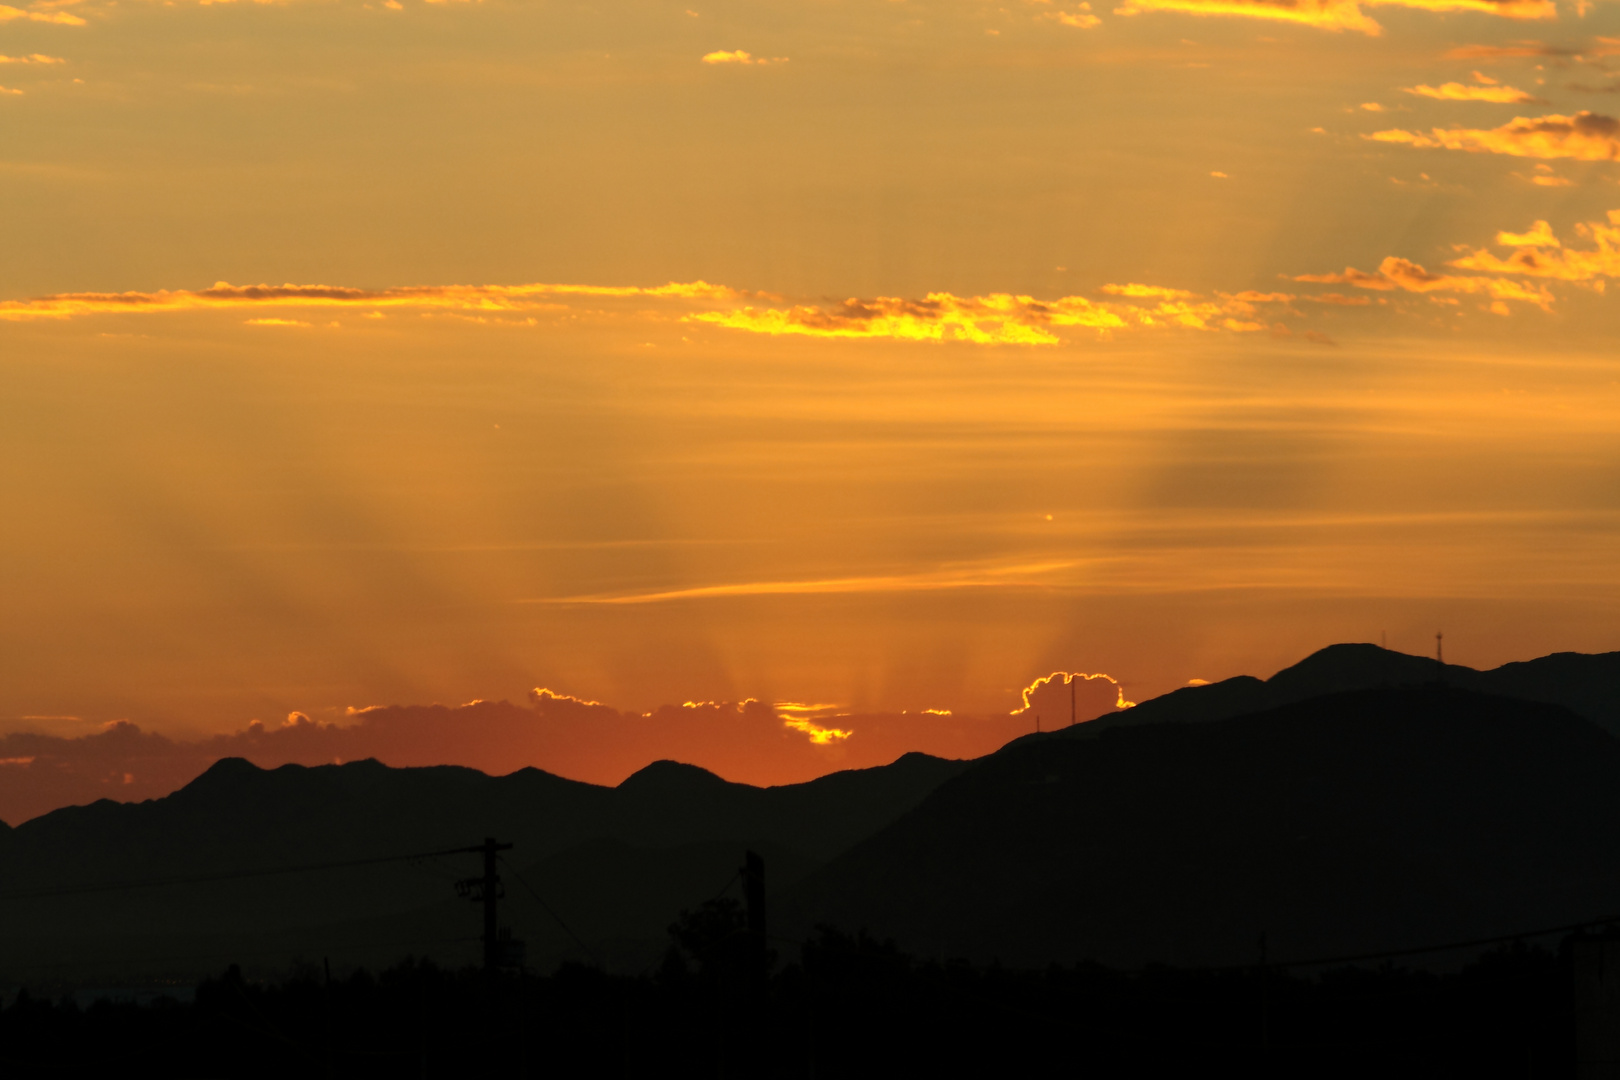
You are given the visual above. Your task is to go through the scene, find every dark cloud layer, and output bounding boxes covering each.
[0,694,1061,825]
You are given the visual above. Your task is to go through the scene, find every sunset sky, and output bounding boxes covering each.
[3,0,1620,798]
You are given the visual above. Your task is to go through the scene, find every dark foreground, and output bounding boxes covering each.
[0,911,1576,1079]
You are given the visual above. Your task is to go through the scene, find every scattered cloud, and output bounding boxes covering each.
[1403,81,1539,103]
[244,317,311,327]
[1306,292,1375,304]
[1368,111,1620,160]
[0,53,65,64]
[0,85,21,95]
[1448,210,1620,281]
[1361,102,1388,111]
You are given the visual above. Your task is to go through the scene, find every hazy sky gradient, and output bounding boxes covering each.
[3,0,1619,768]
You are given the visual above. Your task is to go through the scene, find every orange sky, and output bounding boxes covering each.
[2,0,1619,793]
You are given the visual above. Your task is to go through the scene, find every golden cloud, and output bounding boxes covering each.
[1041,2,1103,26]
[781,717,853,745]
[0,279,739,321]
[1296,256,1553,308]
[1113,0,1550,36]
[701,50,785,65]
[1496,220,1561,247]
[688,286,1285,343]
[1368,111,1620,160]
[689,293,1131,345]
[1113,0,1381,34]
[1011,671,1136,716]
[0,53,66,63]
[1449,211,1620,281]
[1403,81,1538,103]
[0,4,84,23]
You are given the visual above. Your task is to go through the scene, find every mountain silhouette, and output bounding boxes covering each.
[780,683,1620,968]
[0,751,965,981]
[5,644,1620,985]
[1062,642,1620,737]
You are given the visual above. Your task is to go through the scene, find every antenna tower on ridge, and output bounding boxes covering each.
[1435,631,1444,666]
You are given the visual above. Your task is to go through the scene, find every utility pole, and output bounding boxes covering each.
[455,837,513,975]
[1436,631,1444,666]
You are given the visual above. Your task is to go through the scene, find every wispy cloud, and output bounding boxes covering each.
[689,293,1127,344]
[1445,40,1570,59]
[0,276,1300,342]
[1403,81,1539,103]
[1296,256,1554,308]
[0,53,66,64]
[1101,282,1197,299]
[1113,0,1381,34]
[0,4,84,24]
[528,559,1083,604]
[0,279,740,321]
[1367,111,1620,160]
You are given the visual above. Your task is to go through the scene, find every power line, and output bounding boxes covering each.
[499,857,600,968]
[1247,913,1618,972]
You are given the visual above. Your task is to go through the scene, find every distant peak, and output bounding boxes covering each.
[617,759,729,791]
[200,756,264,778]
[1267,642,1456,697]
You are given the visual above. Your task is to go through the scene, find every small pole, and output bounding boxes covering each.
[1436,631,1444,666]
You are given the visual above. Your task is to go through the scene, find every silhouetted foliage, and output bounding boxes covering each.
[0,934,1573,1078]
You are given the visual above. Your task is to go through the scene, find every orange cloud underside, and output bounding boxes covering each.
[1113,0,1552,36]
